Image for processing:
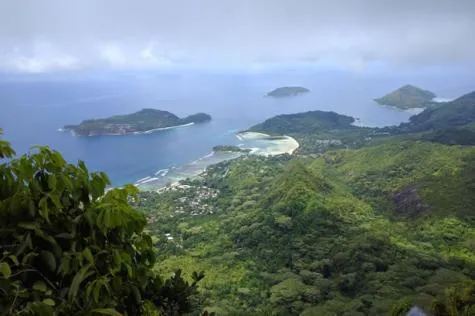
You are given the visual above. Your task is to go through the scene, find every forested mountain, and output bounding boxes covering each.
[136,89,475,315]
[140,141,475,315]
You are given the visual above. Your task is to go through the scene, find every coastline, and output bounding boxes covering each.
[236,131,300,155]
[131,131,300,192]
[61,122,195,136]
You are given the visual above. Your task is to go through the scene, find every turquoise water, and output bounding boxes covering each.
[1,70,468,186]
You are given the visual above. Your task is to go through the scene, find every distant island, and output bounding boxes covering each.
[63,109,212,136]
[374,84,436,109]
[266,86,310,98]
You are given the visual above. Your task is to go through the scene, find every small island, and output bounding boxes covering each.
[212,145,252,153]
[374,84,436,109]
[63,109,211,136]
[266,86,310,98]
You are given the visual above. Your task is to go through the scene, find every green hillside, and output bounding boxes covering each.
[139,140,475,315]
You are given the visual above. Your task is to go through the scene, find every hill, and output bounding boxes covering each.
[266,86,310,98]
[63,108,212,136]
[139,141,475,315]
[393,90,475,145]
[248,110,386,154]
[135,89,475,314]
[374,84,437,109]
[400,90,475,132]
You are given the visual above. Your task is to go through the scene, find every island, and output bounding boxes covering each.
[374,84,436,109]
[212,145,252,153]
[266,86,310,98]
[63,109,212,136]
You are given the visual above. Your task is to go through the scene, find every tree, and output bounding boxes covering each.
[0,131,204,315]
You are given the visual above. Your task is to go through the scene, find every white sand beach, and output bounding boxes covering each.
[236,132,300,155]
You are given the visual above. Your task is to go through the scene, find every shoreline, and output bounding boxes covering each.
[61,122,195,137]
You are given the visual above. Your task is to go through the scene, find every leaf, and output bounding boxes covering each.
[68,264,93,302]
[8,255,19,266]
[33,281,48,292]
[42,298,55,306]
[91,308,122,316]
[40,251,57,272]
[18,222,38,230]
[0,262,11,278]
[82,247,94,264]
[27,302,54,316]
[47,174,57,191]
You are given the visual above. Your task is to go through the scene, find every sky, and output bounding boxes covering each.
[1,0,475,73]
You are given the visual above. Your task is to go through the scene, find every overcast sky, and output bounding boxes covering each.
[1,0,474,73]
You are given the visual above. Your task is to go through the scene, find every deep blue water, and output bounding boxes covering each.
[1,70,472,186]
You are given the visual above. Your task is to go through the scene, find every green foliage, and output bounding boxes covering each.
[140,140,475,315]
[374,84,436,109]
[64,109,211,136]
[0,137,204,315]
[400,90,475,133]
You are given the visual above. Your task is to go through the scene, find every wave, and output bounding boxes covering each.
[136,176,152,184]
[202,151,215,159]
[139,177,159,184]
[155,168,169,176]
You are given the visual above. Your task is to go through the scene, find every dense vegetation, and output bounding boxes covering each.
[399,91,475,133]
[212,146,252,153]
[0,129,205,315]
[266,87,310,98]
[139,143,475,315]
[137,90,475,315]
[374,84,436,109]
[64,109,211,136]
[248,110,388,154]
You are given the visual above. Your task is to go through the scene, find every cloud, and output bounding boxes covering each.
[1,0,474,72]
[100,45,127,66]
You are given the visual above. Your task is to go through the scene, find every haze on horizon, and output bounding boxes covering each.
[1,0,475,73]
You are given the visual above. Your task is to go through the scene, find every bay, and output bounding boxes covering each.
[0,70,468,186]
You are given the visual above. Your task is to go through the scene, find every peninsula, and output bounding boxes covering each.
[266,86,310,98]
[63,109,212,136]
[374,84,436,109]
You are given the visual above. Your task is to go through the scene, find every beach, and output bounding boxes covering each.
[135,131,300,191]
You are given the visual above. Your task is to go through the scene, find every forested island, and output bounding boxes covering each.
[63,108,212,136]
[266,86,310,98]
[2,89,475,315]
[374,84,437,109]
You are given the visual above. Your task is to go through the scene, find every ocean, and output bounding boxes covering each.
[0,69,472,187]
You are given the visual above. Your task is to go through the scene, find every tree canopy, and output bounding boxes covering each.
[0,129,204,315]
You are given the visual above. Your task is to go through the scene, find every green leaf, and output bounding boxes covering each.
[33,281,48,292]
[68,264,93,302]
[58,257,71,276]
[8,255,19,266]
[0,262,11,278]
[91,308,122,316]
[82,247,94,264]
[40,251,56,272]
[42,298,55,306]
[47,174,57,190]
[18,221,38,230]
[27,302,54,316]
